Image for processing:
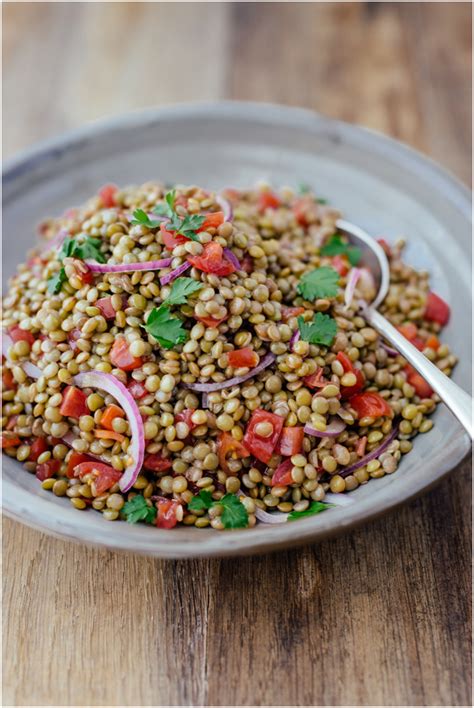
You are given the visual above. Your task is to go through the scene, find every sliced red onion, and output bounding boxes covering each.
[160,261,191,286]
[344,267,361,309]
[289,329,300,350]
[185,352,276,393]
[2,332,13,359]
[380,341,398,357]
[324,492,355,506]
[358,267,377,301]
[73,371,145,492]
[2,332,42,379]
[304,417,347,438]
[85,258,172,274]
[255,507,289,524]
[202,392,209,409]
[223,247,242,271]
[339,425,399,478]
[216,195,233,221]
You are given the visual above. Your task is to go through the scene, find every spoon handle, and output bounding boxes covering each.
[364,307,473,439]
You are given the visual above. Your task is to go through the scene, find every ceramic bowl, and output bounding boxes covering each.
[2,102,471,558]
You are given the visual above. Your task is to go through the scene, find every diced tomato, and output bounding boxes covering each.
[77,268,94,286]
[303,367,328,389]
[160,222,186,249]
[188,242,237,277]
[281,306,305,322]
[65,451,92,478]
[397,323,425,351]
[241,255,254,274]
[127,379,148,400]
[243,409,284,464]
[227,347,259,369]
[424,291,450,326]
[6,415,18,431]
[98,184,118,208]
[349,392,392,419]
[143,454,173,472]
[73,461,122,494]
[355,436,367,457]
[271,458,293,487]
[68,328,82,351]
[336,352,365,399]
[2,367,16,390]
[36,458,61,481]
[156,498,181,529]
[331,255,350,276]
[100,404,125,431]
[217,432,250,473]
[28,437,49,462]
[377,238,392,257]
[110,338,143,371]
[1,434,21,448]
[276,427,304,457]
[404,365,433,398]
[96,296,126,320]
[197,211,225,232]
[425,334,440,350]
[94,429,125,443]
[59,385,89,418]
[292,197,314,226]
[175,409,196,430]
[8,325,35,346]
[195,315,229,328]
[257,191,281,213]
[223,188,241,202]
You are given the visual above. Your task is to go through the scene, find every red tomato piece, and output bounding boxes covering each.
[175,409,196,430]
[73,461,122,494]
[78,269,94,285]
[110,338,143,371]
[243,409,284,464]
[2,367,16,390]
[281,306,305,322]
[188,242,237,277]
[6,415,18,431]
[59,386,89,418]
[28,437,49,462]
[276,427,304,457]
[156,498,181,529]
[1,434,21,448]
[271,458,293,487]
[331,255,350,276]
[424,291,450,326]
[303,368,328,389]
[349,392,392,419]
[160,222,186,249]
[292,197,314,226]
[65,451,93,478]
[257,191,281,212]
[197,211,225,232]
[98,184,118,208]
[100,404,125,431]
[336,352,365,399]
[425,334,440,351]
[404,365,433,398]
[398,323,418,341]
[217,432,250,473]
[195,315,229,328]
[36,458,61,481]
[143,455,173,472]
[227,347,259,369]
[8,325,35,346]
[127,379,148,400]
[96,296,126,320]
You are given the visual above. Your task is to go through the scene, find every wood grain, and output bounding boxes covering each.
[2,3,471,706]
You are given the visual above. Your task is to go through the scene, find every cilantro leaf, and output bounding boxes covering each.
[164,277,202,306]
[47,268,67,294]
[188,490,214,512]
[288,501,335,521]
[298,312,338,347]
[72,236,106,263]
[297,266,340,301]
[144,305,187,349]
[320,234,361,266]
[131,208,163,229]
[219,494,249,529]
[122,495,157,524]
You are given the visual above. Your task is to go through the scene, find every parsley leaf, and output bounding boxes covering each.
[317,198,328,205]
[298,312,338,347]
[320,234,361,266]
[131,208,163,229]
[122,495,157,524]
[144,305,187,349]
[188,490,214,512]
[297,182,311,195]
[152,190,205,242]
[297,266,340,301]
[47,268,67,294]
[153,189,176,219]
[187,491,248,529]
[288,501,335,521]
[58,236,76,259]
[72,236,106,263]
[164,277,202,306]
[174,213,206,241]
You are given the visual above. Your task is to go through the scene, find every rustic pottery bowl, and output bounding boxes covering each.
[2,102,471,558]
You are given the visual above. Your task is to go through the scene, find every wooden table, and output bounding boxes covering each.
[3,3,471,706]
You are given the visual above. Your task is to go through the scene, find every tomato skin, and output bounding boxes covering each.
[271,458,293,487]
[217,432,250,473]
[243,409,284,464]
[2,367,16,390]
[336,352,365,399]
[404,365,433,398]
[59,386,89,418]
[8,325,35,346]
[98,184,118,208]
[276,427,304,456]
[425,334,440,350]
[74,461,122,494]
[398,323,418,341]
[28,437,49,462]
[100,404,125,431]
[257,191,281,212]
[227,347,259,369]
[198,211,225,232]
[65,451,92,478]
[425,291,450,326]
[292,197,314,226]
[127,379,148,400]
[1,434,21,448]
[143,455,172,472]
[160,222,186,249]
[110,338,143,371]
[331,255,350,276]
[175,409,196,430]
[156,498,181,529]
[36,458,61,481]
[188,242,237,276]
[78,269,94,285]
[281,306,305,322]
[349,392,392,419]
[195,315,229,328]
[96,296,126,320]
[303,368,327,389]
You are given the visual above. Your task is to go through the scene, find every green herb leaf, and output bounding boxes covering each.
[298,312,338,347]
[47,268,67,294]
[122,495,157,524]
[297,183,311,195]
[153,191,205,242]
[164,277,203,306]
[72,236,106,263]
[287,501,335,521]
[297,266,340,301]
[317,198,328,205]
[320,234,361,266]
[58,236,76,259]
[153,189,176,219]
[131,208,163,229]
[219,494,249,529]
[174,213,206,242]
[144,305,188,349]
[188,490,214,512]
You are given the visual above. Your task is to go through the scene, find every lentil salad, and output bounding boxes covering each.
[1,183,455,530]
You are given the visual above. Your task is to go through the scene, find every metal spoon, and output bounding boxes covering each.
[336,219,473,439]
